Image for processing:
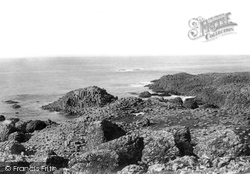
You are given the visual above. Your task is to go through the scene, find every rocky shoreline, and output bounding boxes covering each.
[1,72,250,174]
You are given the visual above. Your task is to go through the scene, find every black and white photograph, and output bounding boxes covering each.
[0,0,250,173]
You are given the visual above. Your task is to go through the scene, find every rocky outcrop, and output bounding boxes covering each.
[15,119,56,133]
[148,72,250,112]
[42,86,117,115]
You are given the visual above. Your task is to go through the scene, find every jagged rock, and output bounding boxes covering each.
[8,131,26,143]
[0,124,17,142]
[183,98,198,109]
[174,127,194,156]
[42,86,117,115]
[69,149,119,174]
[169,97,183,106]
[146,164,166,173]
[139,91,152,98]
[0,115,5,121]
[86,120,126,148]
[117,164,145,174]
[96,134,144,167]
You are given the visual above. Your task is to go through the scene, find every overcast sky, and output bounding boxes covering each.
[0,0,249,58]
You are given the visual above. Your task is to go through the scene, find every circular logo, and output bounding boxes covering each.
[5,166,12,171]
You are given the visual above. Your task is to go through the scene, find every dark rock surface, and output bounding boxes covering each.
[0,115,5,121]
[139,91,152,98]
[183,98,198,109]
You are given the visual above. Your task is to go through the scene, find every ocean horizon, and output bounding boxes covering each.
[1,55,250,122]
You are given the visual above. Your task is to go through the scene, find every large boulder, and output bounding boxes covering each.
[42,86,117,115]
[174,126,195,156]
[16,120,53,133]
[96,134,144,167]
[183,98,198,109]
[5,141,26,154]
[26,120,47,133]
[169,97,183,106]
[0,124,17,142]
[86,120,126,148]
[8,131,26,143]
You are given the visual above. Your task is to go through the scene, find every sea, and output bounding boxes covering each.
[0,56,250,122]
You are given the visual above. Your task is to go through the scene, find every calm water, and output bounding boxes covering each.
[0,56,250,122]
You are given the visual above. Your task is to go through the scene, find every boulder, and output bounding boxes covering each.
[9,117,20,125]
[169,97,183,106]
[86,120,126,148]
[26,120,47,133]
[0,124,17,142]
[12,104,21,109]
[6,141,26,154]
[8,131,26,143]
[0,115,5,121]
[183,98,198,109]
[16,120,48,133]
[69,149,119,174]
[139,91,152,98]
[42,86,117,115]
[174,126,195,156]
[96,134,144,167]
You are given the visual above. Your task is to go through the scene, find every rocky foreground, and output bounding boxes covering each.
[1,73,250,174]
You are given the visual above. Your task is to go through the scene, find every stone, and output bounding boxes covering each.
[169,97,183,106]
[174,127,194,156]
[96,134,144,166]
[8,131,26,143]
[0,115,5,121]
[183,98,198,109]
[26,120,47,133]
[139,91,152,98]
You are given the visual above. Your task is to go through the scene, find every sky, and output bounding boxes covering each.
[0,0,249,59]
